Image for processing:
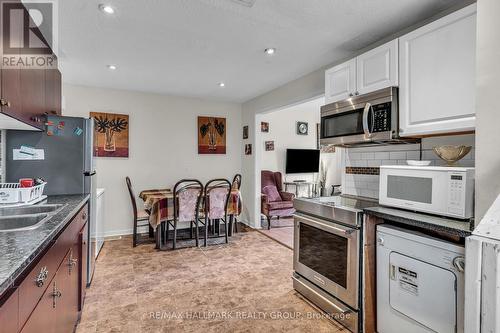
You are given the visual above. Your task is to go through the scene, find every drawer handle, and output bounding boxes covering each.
[68,251,78,274]
[35,266,49,287]
[82,213,87,221]
[51,282,62,308]
[0,98,11,108]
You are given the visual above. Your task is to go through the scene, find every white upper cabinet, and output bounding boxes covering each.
[399,4,477,137]
[325,40,398,104]
[325,59,356,104]
[356,40,398,95]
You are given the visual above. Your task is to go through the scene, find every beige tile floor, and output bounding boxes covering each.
[258,217,294,249]
[76,229,345,332]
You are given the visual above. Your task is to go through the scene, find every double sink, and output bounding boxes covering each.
[0,204,65,232]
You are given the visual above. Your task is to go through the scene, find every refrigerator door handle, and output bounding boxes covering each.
[84,171,96,176]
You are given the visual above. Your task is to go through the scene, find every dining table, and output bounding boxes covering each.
[139,187,241,249]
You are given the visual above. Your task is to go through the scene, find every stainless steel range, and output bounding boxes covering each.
[292,195,377,333]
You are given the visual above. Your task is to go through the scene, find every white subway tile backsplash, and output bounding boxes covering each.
[406,151,420,160]
[423,150,438,160]
[361,152,375,160]
[374,152,390,160]
[342,135,475,201]
[389,151,406,160]
[349,152,362,160]
[367,160,382,167]
[351,160,368,167]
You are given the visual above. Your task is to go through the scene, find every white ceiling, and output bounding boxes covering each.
[58,0,469,103]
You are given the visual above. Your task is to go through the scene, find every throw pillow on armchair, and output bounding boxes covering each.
[262,185,282,202]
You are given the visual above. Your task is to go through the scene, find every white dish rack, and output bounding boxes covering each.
[0,182,46,204]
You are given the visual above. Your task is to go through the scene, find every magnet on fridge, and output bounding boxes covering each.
[73,127,83,136]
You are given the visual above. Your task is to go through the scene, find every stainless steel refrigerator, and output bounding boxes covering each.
[5,115,98,286]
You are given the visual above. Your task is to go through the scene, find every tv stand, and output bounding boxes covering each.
[284,181,316,197]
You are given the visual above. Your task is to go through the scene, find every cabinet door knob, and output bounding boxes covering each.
[355,91,359,96]
[349,93,353,97]
[0,99,11,107]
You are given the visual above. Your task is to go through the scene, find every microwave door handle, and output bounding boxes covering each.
[363,102,373,138]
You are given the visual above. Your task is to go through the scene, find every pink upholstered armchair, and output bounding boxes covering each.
[261,170,296,229]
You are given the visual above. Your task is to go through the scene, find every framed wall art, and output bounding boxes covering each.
[265,141,274,151]
[91,112,129,157]
[245,144,252,155]
[198,116,226,154]
[243,125,249,139]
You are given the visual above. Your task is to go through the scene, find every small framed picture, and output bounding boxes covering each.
[261,122,269,133]
[297,121,308,135]
[243,125,249,139]
[265,141,274,151]
[245,144,252,155]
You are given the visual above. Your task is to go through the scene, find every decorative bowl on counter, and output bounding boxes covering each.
[407,160,432,166]
[433,145,472,166]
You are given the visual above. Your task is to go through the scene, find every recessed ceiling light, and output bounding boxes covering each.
[264,48,276,55]
[218,82,225,87]
[99,4,115,14]
[107,64,117,70]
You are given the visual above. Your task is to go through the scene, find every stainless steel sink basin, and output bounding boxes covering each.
[0,204,65,232]
[0,213,50,232]
[0,204,63,217]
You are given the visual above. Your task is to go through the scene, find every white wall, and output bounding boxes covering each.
[260,98,321,177]
[475,0,500,221]
[63,84,242,236]
[258,97,341,198]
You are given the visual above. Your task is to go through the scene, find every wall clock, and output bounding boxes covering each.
[296,121,308,135]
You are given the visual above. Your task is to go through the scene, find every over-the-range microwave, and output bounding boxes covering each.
[320,87,419,147]
[379,165,475,219]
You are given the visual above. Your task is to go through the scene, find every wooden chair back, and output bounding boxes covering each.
[126,176,138,220]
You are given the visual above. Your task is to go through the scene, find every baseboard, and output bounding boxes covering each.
[103,228,133,238]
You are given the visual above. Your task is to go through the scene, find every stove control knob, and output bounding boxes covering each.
[377,237,384,246]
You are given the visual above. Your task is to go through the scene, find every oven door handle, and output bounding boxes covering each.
[363,102,373,138]
[296,214,354,237]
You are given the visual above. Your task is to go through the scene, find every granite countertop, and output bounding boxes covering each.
[0,194,90,297]
[364,206,473,237]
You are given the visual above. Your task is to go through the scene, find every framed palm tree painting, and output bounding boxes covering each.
[90,112,129,157]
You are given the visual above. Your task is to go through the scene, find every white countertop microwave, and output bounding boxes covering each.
[379,165,475,219]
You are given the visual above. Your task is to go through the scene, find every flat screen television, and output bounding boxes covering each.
[285,149,320,174]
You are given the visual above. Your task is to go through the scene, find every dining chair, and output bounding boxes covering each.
[230,174,242,234]
[166,179,204,250]
[125,177,152,247]
[202,178,232,246]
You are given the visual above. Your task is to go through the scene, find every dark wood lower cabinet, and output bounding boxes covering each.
[19,277,56,333]
[55,248,79,333]
[79,223,88,311]
[0,289,19,333]
[1,203,88,333]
